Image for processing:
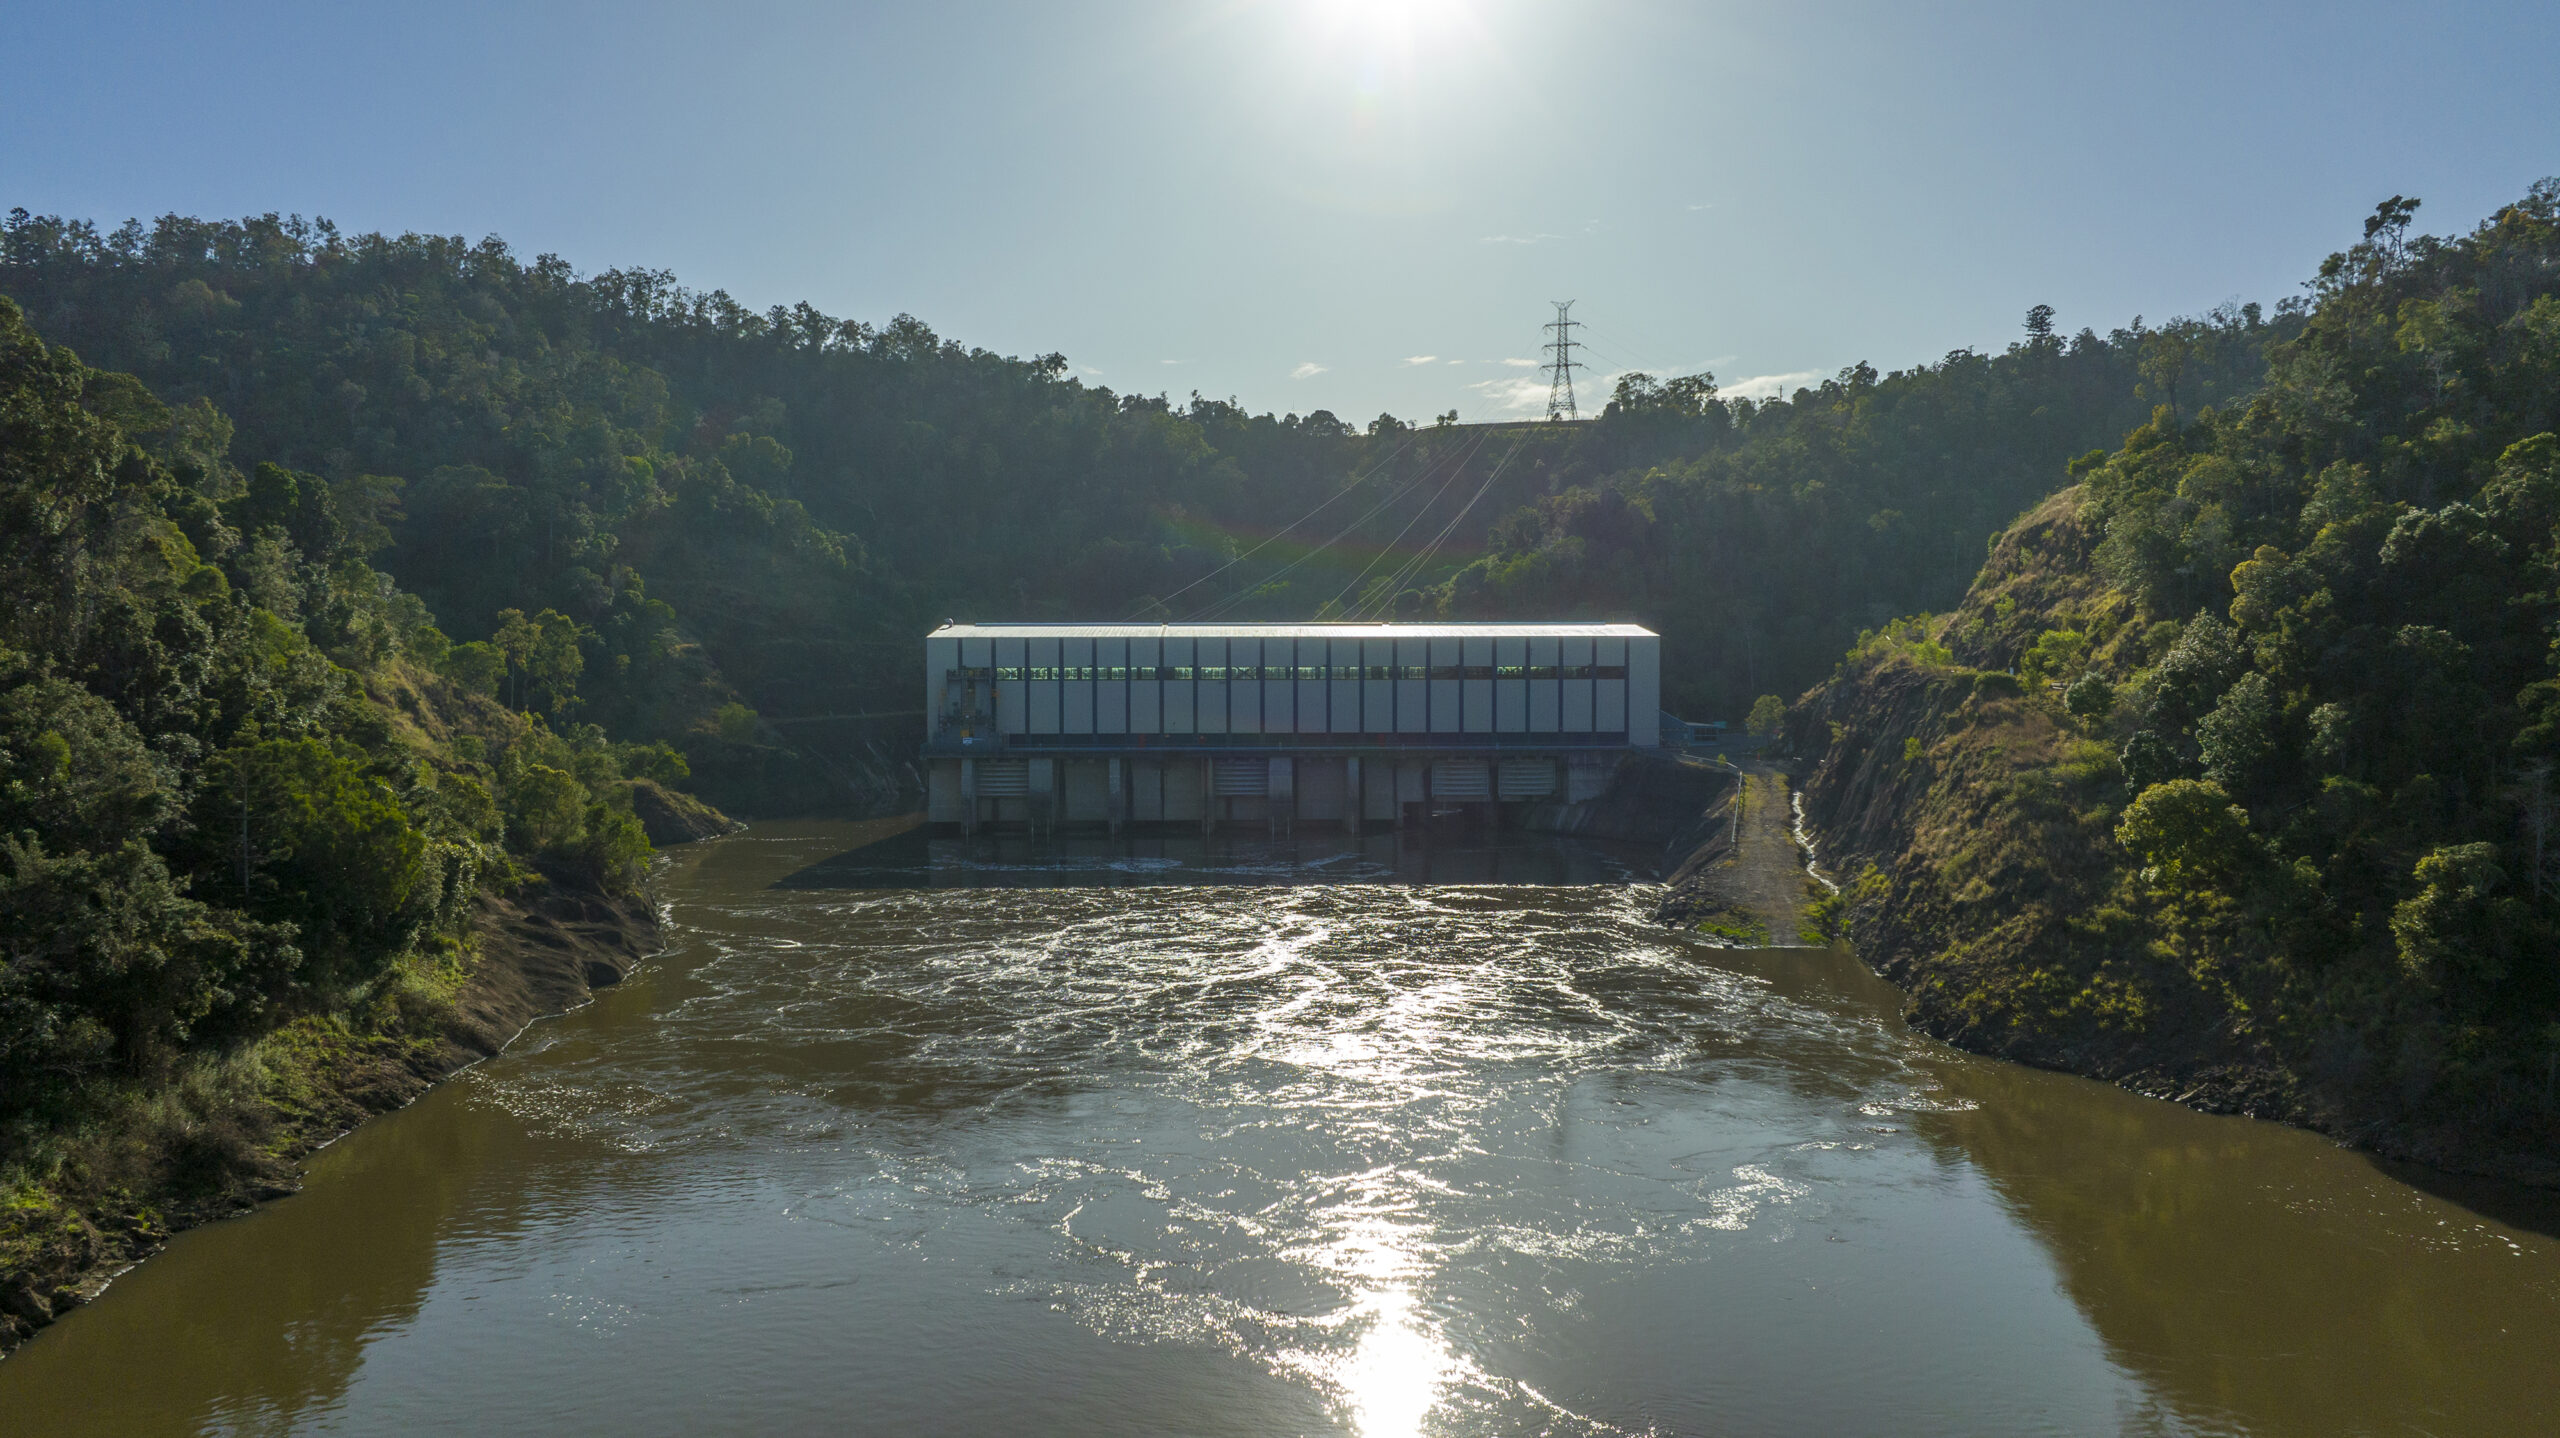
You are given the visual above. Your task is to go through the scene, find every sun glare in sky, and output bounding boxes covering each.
[1302,0,1471,50]
[5,3,2554,424]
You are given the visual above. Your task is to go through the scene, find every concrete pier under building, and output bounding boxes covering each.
[920,622,1660,836]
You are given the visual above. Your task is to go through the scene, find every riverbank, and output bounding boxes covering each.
[1612,730,2560,1186]
[1650,761,1820,946]
[1788,643,2560,1190]
[1523,750,1817,947]
[0,866,661,1357]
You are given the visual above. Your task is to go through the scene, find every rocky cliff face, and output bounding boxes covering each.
[629,778,744,846]
[1791,492,2321,1118]
[1788,488,2555,1182]
[1794,652,2293,1109]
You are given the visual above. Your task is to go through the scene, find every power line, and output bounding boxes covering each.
[1314,429,1493,615]
[1543,300,1583,421]
[1348,432,1531,620]
[1348,435,1523,620]
[1132,428,1425,619]
[1573,321,1690,377]
[1186,432,1480,622]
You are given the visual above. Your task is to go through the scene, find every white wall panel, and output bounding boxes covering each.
[1428,638,1459,733]
[1295,638,1325,732]
[1163,636,1194,732]
[1395,638,1429,733]
[1528,679,1559,732]
[1330,639,1361,733]
[1628,635,1661,745]
[1462,636,1491,733]
[1028,637,1060,733]
[1098,639,1128,733]
[1131,637,1161,733]
[1527,636,1560,732]
[1063,638,1094,735]
[1428,682,1458,731]
[1197,638,1228,733]
[926,637,956,720]
[1267,645,1296,730]
[1562,637,1593,732]
[1363,640,1394,732]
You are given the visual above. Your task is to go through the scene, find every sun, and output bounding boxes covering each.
[1304,0,1472,52]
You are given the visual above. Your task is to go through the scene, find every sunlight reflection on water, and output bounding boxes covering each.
[9,822,2558,1438]
[1338,1287,1455,1438]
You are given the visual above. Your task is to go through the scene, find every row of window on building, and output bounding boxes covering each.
[974,664,1632,683]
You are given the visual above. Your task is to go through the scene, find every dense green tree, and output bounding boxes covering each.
[1804,181,2560,1147]
[0,293,662,1177]
[2116,779,2254,888]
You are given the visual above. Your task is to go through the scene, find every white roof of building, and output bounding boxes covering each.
[928,622,1656,640]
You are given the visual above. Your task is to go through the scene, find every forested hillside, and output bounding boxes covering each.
[1796,183,2560,1173]
[0,296,703,1344]
[1,207,2268,776]
[0,214,1408,807]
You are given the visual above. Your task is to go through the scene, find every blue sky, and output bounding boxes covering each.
[5,1,2555,422]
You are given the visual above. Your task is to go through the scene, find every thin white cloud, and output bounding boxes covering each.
[1402,355,1437,366]
[1160,358,1186,366]
[1722,369,1824,400]
[1446,359,1464,365]
[1478,233,1560,245]
[1499,357,1537,368]
[1467,376,1551,413]
[1686,202,1711,212]
[1291,361,1327,380]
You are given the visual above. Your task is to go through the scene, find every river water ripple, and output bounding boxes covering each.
[3,817,2555,1436]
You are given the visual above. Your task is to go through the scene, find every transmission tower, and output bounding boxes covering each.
[1542,300,1583,421]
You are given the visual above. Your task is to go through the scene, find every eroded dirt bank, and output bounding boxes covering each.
[0,868,659,1356]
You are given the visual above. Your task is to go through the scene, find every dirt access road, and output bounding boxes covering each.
[1655,756,1827,946]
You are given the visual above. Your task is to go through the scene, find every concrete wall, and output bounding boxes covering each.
[929,753,1613,833]
[1514,752,1735,867]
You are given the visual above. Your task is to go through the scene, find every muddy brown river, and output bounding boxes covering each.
[3,818,2555,1435]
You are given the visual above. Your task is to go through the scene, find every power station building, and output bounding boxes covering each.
[922,622,1661,833]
